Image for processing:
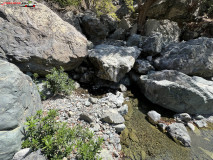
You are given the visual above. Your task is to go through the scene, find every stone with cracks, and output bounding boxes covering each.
[89,44,141,82]
[154,37,213,77]
[0,60,42,160]
[0,1,88,75]
[137,70,213,114]
[167,123,191,147]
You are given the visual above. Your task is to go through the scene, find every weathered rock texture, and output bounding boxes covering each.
[144,19,180,43]
[154,37,213,77]
[0,60,42,160]
[167,123,191,147]
[0,2,88,75]
[137,70,213,114]
[89,44,141,82]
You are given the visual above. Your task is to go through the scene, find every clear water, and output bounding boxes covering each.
[120,91,213,160]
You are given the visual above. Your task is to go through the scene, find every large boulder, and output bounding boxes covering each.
[154,37,213,78]
[143,19,180,43]
[136,70,213,114]
[81,12,110,43]
[145,0,199,22]
[89,44,141,82]
[0,1,88,75]
[0,60,42,160]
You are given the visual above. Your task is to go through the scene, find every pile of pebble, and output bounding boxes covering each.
[42,90,129,159]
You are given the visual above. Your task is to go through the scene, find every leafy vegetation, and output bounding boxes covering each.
[32,67,75,100]
[22,109,103,160]
[45,67,75,96]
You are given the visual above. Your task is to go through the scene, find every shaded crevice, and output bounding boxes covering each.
[0,11,8,21]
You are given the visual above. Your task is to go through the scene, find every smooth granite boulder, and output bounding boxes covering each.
[0,60,42,160]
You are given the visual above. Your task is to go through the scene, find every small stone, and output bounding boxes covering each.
[99,149,114,160]
[158,123,167,132]
[101,111,125,124]
[113,124,126,133]
[187,122,195,131]
[93,123,101,132]
[89,97,98,104]
[84,100,91,107]
[147,110,161,125]
[194,114,205,120]
[68,111,74,117]
[167,123,191,147]
[194,120,208,128]
[13,148,31,160]
[174,113,191,123]
[118,104,128,115]
[79,113,93,123]
[119,84,127,92]
[63,157,68,160]
[74,82,80,89]
[103,134,109,141]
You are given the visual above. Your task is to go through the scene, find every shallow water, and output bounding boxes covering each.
[121,90,213,160]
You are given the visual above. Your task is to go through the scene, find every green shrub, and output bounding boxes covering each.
[53,0,81,8]
[22,109,103,160]
[46,67,75,96]
[32,73,47,100]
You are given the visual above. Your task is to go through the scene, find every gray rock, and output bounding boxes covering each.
[118,18,131,30]
[113,124,126,133]
[194,120,208,128]
[167,123,191,147]
[23,150,46,160]
[105,91,125,107]
[79,113,93,123]
[118,104,128,115]
[133,59,155,74]
[130,23,138,35]
[187,123,195,131]
[0,3,88,75]
[99,149,113,160]
[158,123,167,133]
[89,97,98,104]
[140,33,165,56]
[194,114,205,120]
[174,113,191,123]
[109,28,126,40]
[84,100,91,107]
[89,44,141,82]
[119,84,127,92]
[13,148,31,160]
[91,123,100,132]
[147,110,161,125]
[62,11,82,32]
[101,111,125,124]
[0,60,42,160]
[81,12,109,43]
[127,34,143,47]
[154,37,213,77]
[144,19,180,43]
[74,82,80,89]
[145,0,199,22]
[136,70,213,114]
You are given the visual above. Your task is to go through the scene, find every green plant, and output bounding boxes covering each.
[52,0,81,8]
[33,73,47,100]
[46,67,75,96]
[22,109,103,160]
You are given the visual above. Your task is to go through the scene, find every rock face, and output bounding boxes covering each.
[137,70,213,114]
[144,19,180,43]
[0,2,88,75]
[81,13,109,43]
[0,60,42,160]
[89,44,141,82]
[167,123,191,147]
[154,37,213,77]
[145,0,199,22]
[133,59,154,74]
